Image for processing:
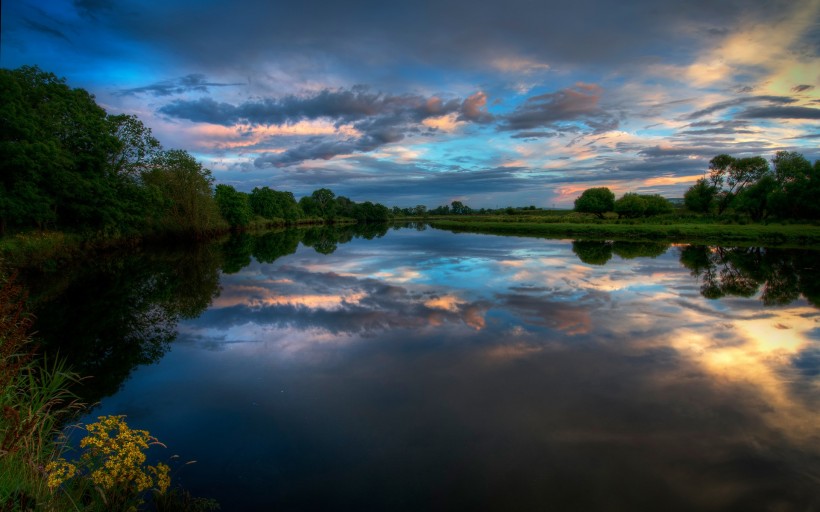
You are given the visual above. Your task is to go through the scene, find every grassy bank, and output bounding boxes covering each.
[0,217,360,272]
[428,217,820,247]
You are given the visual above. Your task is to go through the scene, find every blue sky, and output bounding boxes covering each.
[2,0,818,207]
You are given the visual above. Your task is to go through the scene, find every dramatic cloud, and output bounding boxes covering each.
[498,83,618,134]
[737,106,820,119]
[2,0,818,206]
[161,87,493,167]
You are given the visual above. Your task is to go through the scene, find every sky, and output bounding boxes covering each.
[2,0,819,208]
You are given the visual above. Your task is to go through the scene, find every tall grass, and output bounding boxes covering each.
[0,266,81,509]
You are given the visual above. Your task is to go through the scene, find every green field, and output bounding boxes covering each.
[427,216,820,247]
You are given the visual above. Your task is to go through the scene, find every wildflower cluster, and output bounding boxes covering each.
[44,459,77,489]
[46,415,171,499]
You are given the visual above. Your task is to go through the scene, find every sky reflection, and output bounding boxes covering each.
[85,229,820,510]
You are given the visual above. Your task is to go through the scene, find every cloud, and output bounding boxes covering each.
[22,17,71,42]
[498,83,618,134]
[736,106,820,120]
[510,131,560,139]
[683,96,797,120]
[119,74,244,97]
[458,92,493,123]
[161,87,490,167]
[791,84,815,93]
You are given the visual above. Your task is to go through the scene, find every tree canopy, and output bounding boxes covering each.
[574,188,615,218]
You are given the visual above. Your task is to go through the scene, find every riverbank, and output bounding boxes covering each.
[0,217,358,271]
[427,217,820,247]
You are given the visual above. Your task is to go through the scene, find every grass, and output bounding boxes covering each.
[427,215,820,247]
[0,232,86,271]
[0,266,81,510]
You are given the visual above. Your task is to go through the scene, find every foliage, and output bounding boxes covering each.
[249,186,301,222]
[0,267,80,511]
[214,184,252,229]
[707,154,770,215]
[684,178,717,213]
[683,151,820,221]
[143,150,226,237]
[0,66,121,234]
[574,188,615,218]
[613,193,645,218]
[641,194,673,216]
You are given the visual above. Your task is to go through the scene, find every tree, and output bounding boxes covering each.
[310,188,336,218]
[249,186,280,219]
[767,151,820,219]
[684,178,716,213]
[613,193,645,218]
[451,200,468,214]
[0,66,123,233]
[733,175,775,221]
[142,150,225,236]
[214,184,252,228]
[574,187,614,218]
[708,154,769,214]
[641,194,673,216]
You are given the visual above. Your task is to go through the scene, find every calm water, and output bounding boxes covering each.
[32,226,820,511]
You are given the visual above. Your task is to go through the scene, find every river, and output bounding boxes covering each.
[30,225,820,510]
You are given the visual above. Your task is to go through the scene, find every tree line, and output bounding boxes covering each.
[572,151,819,221]
[683,152,820,220]
[0,66,389,238]
[573,188,674,218]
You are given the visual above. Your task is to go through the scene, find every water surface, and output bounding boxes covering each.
[35,227,820,510]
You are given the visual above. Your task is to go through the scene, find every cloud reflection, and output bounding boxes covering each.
[163,229,820,508]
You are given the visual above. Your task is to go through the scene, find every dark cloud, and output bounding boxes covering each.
[736,106,820,120]
[93,0,803,80]
[791,84,815,93]
[684,96,797,120]
[498,84,618,134]
[119,74,244,97]
[22,17,71,42]
[161,87,463,126]
[677,120,755,136]
[785,133,820,139]
[510,131,560,139]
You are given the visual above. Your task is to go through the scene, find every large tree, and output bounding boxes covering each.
[574,187,615,218]
[0,66,122,233]
[708,154,769,215]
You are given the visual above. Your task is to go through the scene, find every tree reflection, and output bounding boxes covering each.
[571,240,670,265]
[678,245,820,306]
[29,244,223,404]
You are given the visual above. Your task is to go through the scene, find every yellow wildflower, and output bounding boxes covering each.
[45,459,77,489]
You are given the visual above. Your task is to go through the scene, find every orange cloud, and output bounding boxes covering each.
[642,174,704,187]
